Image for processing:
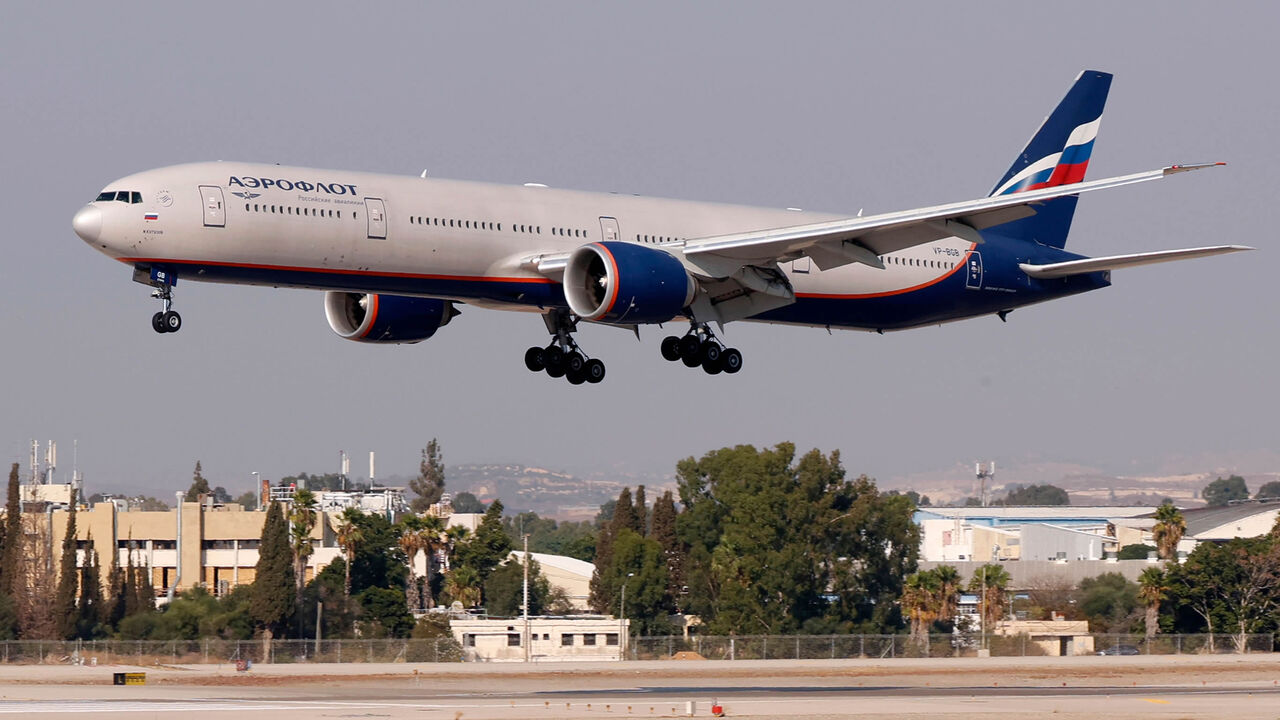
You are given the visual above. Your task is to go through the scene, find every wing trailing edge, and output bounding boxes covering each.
[1019,245,1252,279]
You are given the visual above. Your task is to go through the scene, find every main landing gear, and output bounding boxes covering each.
[523,310,606,385]
[661,324,742,375]
[149,282,181,334]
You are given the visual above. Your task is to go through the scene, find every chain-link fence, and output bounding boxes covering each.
[627,633,1276,660]
[0,633,1270,665]
[0,637,462,665]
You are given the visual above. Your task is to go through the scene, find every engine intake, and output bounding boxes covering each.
[564,242,695,324]
[324,292,458,344]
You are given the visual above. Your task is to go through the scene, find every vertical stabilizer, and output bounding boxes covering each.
[987,70,1112,248]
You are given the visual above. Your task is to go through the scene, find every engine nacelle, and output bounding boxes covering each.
[324,292,458,344]
[563,242,696,324]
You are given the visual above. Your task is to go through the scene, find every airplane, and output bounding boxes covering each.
[73,70,1249,385]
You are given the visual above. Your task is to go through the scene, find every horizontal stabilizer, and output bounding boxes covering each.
[1019,245,1252,279]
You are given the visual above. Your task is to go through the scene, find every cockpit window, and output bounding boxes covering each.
[95,190,143,203]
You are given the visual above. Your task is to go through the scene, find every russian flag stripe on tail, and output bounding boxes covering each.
[984,70,1112,248]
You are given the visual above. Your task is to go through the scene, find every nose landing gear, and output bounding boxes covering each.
[661,324,742,375]
[523,309,606,385]
[142,267,181,334]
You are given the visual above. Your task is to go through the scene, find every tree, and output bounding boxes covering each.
[76,536,104,639]
[1077,572,1140,633]
[409,439,446,512]
[649,491,684,611]
[1118,543,1158,560]
[1202,475,1249,507]
[1,464,21,598]
[251,501,295,638]
[1002,484,1070,506]
[598,529,669,634]
[355,587,414,638]
[53,505,79,639]
[590,488,639,613]
[288,490,318,596]
[397,516,429,613]
[1137,566,1168,639]
[676,444,919,635]
[184,461,212,502]
[232,490,258,511]
[632,485,648,536]
[1255,481,1280,500]
[444,565,481,608]
[453,499,512,586]
[901,571,940,649]
[1152,502,1186,561]
[968,564,1011,632]
[334,508,363,601]
[451,491,486,513]
[483,556,552,617]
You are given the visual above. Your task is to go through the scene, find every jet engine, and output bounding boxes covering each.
[324,292,459,343]
[563,242,696,324]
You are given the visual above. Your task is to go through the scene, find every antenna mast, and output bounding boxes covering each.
[975,461,995,507]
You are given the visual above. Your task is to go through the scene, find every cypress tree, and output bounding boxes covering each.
[134,557,155,613]
[122,543,138,618]
[184,460,212,502]
[650,490,683,612]
[1,464,20,597]
[632,486,648,537]
[590,488,636,613]
[53,504,79,639]
[77,536,103,639]
[251,501,295,638]
[106,562,125,629]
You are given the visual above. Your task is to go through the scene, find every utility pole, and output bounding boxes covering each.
[523,534,530,663]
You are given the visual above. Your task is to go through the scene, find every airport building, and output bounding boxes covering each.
[28,485,485,600]
[452,616,630,662]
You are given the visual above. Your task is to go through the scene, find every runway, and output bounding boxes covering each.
[0,656,1277,718]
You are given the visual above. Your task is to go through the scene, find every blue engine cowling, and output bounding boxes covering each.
[324,292,459,343]
[563,242,696,324]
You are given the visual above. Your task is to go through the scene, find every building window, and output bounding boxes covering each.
[561,633,574,646]
[583,634,596,646]
[463,634,475,647]
[507,634,521,647]
[606,634,619,646]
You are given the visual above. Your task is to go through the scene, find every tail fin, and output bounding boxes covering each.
[987,70,1112,248]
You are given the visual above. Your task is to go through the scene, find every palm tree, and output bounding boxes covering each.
[1137,566,1168,640]
[417,515,446,609]
[1152,502,1186,562]
[334,508,363,601]
[288,489,318,595]
[901,572,938,650]
[933,565,962,628]
[968,563,1011,634]
[444,565,482,609]
[397,516,426,613]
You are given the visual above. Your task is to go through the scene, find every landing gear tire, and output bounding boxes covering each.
[660,336,682,362]
[152,312,167,334]
[721,348,743,374]
[161,310,182,333]
[702,355,723,375]
[566,351,586,374]
[524,346,546,372]
[678,334,701,361]
[566,369,587,385]
[584,359,606,384]
[700,342,721,366]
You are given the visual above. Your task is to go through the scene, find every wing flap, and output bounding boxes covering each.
[683,163,1225,274]
[1019,245,1252,279]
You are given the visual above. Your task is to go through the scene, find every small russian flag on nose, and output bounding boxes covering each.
[144,212,159,221]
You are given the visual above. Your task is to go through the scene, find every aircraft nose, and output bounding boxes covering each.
[73,205,102,243]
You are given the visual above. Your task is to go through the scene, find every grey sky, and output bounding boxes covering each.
[2,2,1275,497]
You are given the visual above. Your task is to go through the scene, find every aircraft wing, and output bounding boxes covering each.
[1019,245,1252,278]
[680,163,1225,277]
